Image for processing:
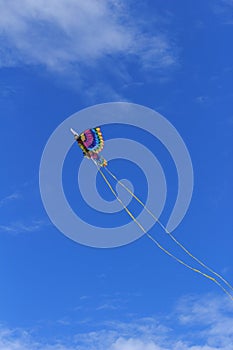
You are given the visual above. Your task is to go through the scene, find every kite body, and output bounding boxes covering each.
[70,127,107,167]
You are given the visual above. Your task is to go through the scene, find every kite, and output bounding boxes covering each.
[71,126,233,301]
[71,127,107,167]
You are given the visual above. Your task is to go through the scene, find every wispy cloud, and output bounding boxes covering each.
[74,292,135,314]
[195,95,209,104]
[0,295,232,349]
[222,0,233,7]
[96,303,119,311]
[0,0,176,70]
[212,0,233,24]
[0,84,17,99]
[0,191,21,207]
[0,0,177,99]
[0,219,50,233]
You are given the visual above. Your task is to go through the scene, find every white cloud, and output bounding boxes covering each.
[0,0,177,89]
[1,295,233,350]
[110,337,166,350]
[175,295,233,348]
[0,0,129,67]
[0,0,178,101]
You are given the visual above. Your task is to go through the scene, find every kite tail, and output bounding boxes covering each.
[98,156,107,167]
[102,165,233,300]
[90,153,107,167]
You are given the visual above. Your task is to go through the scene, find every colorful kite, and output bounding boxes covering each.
[71,127,107,167]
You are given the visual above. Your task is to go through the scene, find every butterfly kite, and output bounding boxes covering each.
[71,126,233,301]
[71,127,107,167]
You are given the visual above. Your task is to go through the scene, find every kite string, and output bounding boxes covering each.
[146,233,233,300]
[104,166,233,294]
[93,161,233,300]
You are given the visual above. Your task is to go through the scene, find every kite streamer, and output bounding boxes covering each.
[97,162,233,301]
[104,166,233,294]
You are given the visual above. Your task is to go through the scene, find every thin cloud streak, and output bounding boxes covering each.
[0,192,21,207]
[0,219,50,233]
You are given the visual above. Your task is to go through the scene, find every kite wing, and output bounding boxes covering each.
[79,127,104,154]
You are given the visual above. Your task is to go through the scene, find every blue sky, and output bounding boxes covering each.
[0,0,233,349]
